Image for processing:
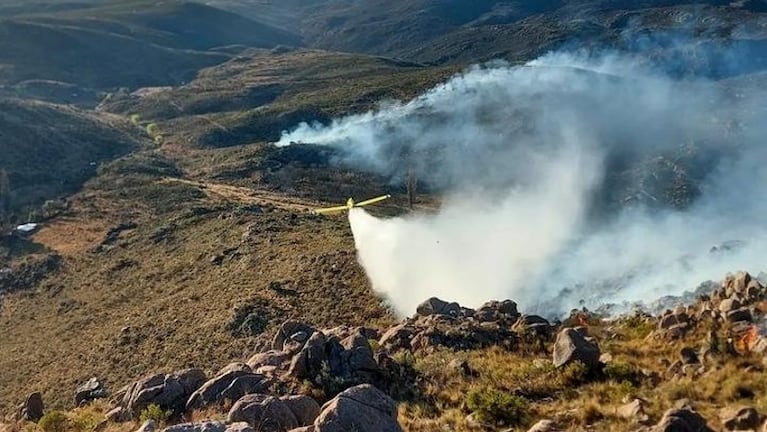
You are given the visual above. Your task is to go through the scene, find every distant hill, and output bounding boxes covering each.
[206,0,765,64]
[101,49,460,147]
[0,98,148,217]
[0,0,300,93]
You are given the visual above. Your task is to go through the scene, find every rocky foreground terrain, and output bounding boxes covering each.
[6,270,767,431]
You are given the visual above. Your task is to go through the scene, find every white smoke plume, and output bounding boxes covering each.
[278,48,767,317]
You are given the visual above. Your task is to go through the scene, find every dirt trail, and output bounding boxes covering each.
[160,177,320,211]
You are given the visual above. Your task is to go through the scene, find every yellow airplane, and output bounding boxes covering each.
[313,194,392,215]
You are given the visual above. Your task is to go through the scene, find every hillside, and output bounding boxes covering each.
[0,1,300,103]
[1,0,767,431]
[204,0,766,64]
[0,98,148,218]
[100,49,460,148]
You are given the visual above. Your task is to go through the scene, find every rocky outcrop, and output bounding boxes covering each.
[719,406,762,431]
[287,327,380,388]
[159,421,255,432]
[187,364,272,410]
[17,392,44,422]
[651,407,713,432]
[74,377,108,406]
[552,328,600,371]
[616,399,650,424]
[227,395,297,431]
[272,321,317,354]
[526,420,560,432]
[226,394,318,432]
[416,297,462,317]
[379,298,522,353]
[310,384,402,432]
[121,368,207,417]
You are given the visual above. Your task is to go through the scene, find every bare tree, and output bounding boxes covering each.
[407,170,417,210]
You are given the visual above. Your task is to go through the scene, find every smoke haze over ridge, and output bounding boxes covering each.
[278,47,767,317]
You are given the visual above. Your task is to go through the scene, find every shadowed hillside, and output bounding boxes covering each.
[0,1,300,99]
[0,98,148,217]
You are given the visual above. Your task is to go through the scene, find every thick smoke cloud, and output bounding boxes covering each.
[278,48,767,317]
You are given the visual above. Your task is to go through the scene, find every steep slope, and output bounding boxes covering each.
[101,49,460,148]
[0,0,300,99]
[204,0,762,63]
[0,98,148,217]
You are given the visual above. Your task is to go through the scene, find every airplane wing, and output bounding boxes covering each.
[313,205,350,215]
[354,194,392,207]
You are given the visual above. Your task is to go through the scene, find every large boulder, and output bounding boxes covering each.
[247,351,290,371]
[512,315,552,339]
[724,272,752,298]
[123,369,207,416]
[475,300,519,322]
[18,392,44,422]
[378,324,415,352]
[726,308,753,323]
[187,364,271,410]
[651,407,713,432]
[312,384,402,432]
[288,332,329,380]
[226,394,300,431]
[416,297,461,317]
[272,321,317,354]
[552,328,600,371]
[719,406,761,431]
[282,396,321,426]
[616,399,650,424]
[74,377,108,406]
[288,329,380,385]
[526,420,561,432]
[162,421,226,432]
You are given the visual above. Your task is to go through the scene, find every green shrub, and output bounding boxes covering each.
[465,387,529,426]
[69,409,101,432]
[603,362,639,384]
[560,361,589,386]
[139,403,171,425]
[38,411,69,432]
[367,339,380,351]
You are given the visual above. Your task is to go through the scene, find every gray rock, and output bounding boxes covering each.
[224,423,254,432]
[247,351,290,371]
[75,377,108,406]
[281,395,320,426]
[416,297,460,317]
[475,300,519,322]
[227,394,299,431]
[378,324,414,351]
[720,406,761,431]
[288,332,328,380]
[552,328,600,370]
[187,365,269,410]
[273,321,317,353]
[162,421,226,432]
[19,392,44,422]
[123,369,206,416]
[617,399,650,424]
[719,298,742,315]
[219,374,272,403]
[312,384,401,432]
[659,313,688,330]
[651,407,713,432]
[106,407,130,423]
[526,419,560,432]
[679,347,699,365]
[726,308,753,323]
